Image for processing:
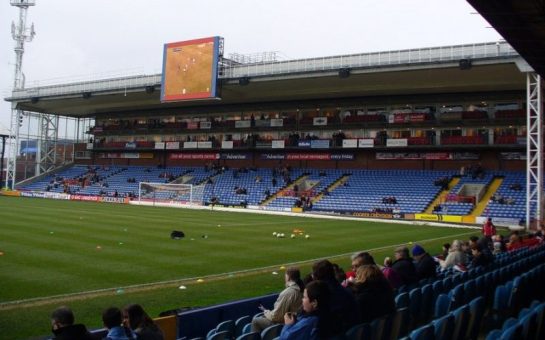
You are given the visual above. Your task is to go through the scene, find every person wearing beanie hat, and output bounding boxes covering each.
[412,244,437,281]
[412,245,425,257]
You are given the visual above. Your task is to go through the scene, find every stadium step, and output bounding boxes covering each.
[424,177,461,213]
[311,174,351,204]
[471,177,504,217]
[260,174,309,206]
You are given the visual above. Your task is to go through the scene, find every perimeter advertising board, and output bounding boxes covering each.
[161,37,222,102]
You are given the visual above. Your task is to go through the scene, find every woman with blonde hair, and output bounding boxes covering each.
[352,265,395,323]
[440,239,467,270]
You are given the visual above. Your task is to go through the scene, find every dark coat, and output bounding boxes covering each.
[324,279,359,335]
[391,258,418,286]
[353,280,396,323]
[52,324,95,340]
[135,327,164,340]
[414,253,438,281]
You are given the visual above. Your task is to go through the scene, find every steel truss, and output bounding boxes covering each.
[526,73,543,229]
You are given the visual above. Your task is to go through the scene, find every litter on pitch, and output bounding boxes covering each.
[197,278,204,283]
[272,271,278,275]
[96,245,102,250]
[116,288,124,294]
[280,266,286,270]
[0,251,4,256]
[118,242,124,245]
[178,285,187,290]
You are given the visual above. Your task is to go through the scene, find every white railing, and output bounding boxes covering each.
[8,41,518,100]
[224,41,517,78]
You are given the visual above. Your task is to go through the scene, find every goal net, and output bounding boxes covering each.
[138,182,205,206]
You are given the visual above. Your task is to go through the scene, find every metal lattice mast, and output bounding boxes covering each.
[526,73,543,230]
[36,114,59,174]
[6,0,36,189]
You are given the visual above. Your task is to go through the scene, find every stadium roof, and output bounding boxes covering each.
[467,0,545,77]
[4,41,529,118]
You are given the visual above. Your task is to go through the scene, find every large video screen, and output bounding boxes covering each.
[161,36,220,102]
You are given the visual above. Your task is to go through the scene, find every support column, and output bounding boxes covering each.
[526,73,543,230]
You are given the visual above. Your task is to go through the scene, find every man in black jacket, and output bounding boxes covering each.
[412,244,438,281]
[391,246,418,286]
[51,306,94,340]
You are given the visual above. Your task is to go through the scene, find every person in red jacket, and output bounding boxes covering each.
[482,218,497,239]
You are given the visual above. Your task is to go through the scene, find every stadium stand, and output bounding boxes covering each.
[117,242,543,340]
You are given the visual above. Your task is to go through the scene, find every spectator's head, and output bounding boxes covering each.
[312,260,335,281]
[285,267,301,284]
[355,264,386,285]
[509,233,522,244]
[123,304,154,331]
[351,252,375,271]
[471,245,483,257]
[303,280,330,314]
[394,246,410,260]
[102,307,123,329]
[51,306,74,330]
[488,217,492,222]
[411,244,426,259]
[332,263,346,283]
[451,240,462,252]
[442,243,451,252]
[383,257,393,267]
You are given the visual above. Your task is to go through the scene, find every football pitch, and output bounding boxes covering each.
[0,196,479,339]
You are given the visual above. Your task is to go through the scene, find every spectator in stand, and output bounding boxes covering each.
[412,244,437,281]
[123,304,164,340]
[440,243,451,260]
[311,260,358,335]
[507,232,523,251]
[439,240,467,270]
[492,234,507,254]
[482,218,497,240]
[382,257,403,289]
[102,307,136,340]
[252,267,304,333]
[345,252,376,285]
[279,280,334,340]
[352,265,396,323]
[469,236,493,261]
[391,246,418,286]
[470,245,491,268]
[50,306,94,340]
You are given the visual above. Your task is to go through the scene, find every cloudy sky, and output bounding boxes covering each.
[0,0,503,133]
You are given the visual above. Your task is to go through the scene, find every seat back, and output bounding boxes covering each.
[216,320,235,338]
[389,308,409,340]
[235,331,260,340]
[395,292,410,309]
[434,293,451,318]
[420,284,434,322]
[260,324,283,340]
[451,305,470,340]
[432,314,454,340]
[235,316,251,337]
[207,330,230,340]
[345,323,371,340]
[408,324,434,340]
[466,296,485,340]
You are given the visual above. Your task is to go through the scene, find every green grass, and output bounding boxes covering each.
[0,196,479,339]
